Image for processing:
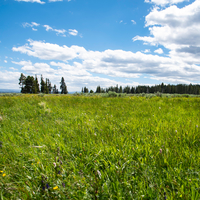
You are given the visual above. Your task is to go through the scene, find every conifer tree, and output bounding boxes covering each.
[24,76,34,93]
[32,75,40,94]
[60,77,68,94]
[19,73,26,93]
[53,84,58,94]
[40,75,45,93]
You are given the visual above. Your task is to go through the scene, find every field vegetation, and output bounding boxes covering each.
[0,94,200,199]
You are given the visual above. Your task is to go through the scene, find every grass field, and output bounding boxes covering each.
[0,94,200,199]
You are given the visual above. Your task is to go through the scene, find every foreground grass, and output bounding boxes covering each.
[0,95,200,199]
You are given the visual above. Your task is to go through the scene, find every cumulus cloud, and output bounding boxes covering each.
[9,67,18,71]
[12,39,85,61]
[16,0,45,4]
[12,39,200,83]
[154,48,164,54]
[143,49,151,53]
[12,59,139,91]
[4,60,7,63]
[133,0,200,66]
[144,0,189,6]
[0,70,21,89]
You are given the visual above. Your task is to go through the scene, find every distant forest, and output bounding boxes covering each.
[19,73,200,95]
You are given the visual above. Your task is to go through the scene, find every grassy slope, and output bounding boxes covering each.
[0,94,200,199]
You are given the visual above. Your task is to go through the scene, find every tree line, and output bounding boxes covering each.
[19,73,200,95]
[18,73,68,94]
[83,83,200,95]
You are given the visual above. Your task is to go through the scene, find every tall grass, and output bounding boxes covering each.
[0,94,200,199]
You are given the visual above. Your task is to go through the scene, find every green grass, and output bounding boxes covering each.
[0,94,200,199]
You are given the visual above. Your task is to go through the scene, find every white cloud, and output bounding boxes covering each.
[12,39,85,61]
[43,25,66,37]
[43,25,53,31]
[23,22,40,28]
[12,39,200,83]
[4,60,7,63]
[68,29,78,36]
[16,0,45,4]
[12,59,139,91]
[154,48,164,54]
[0,70,21,89]
[9,67,18,71]
[143,49,151,53]
[119,20,123,23]
[144,0,189,6]
[133,0,200,66]
[131,20,136,24]
[22,22,78,37]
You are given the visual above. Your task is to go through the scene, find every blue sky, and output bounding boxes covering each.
[0,0,199,92]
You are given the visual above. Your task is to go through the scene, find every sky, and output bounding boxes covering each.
[0,0,200,92]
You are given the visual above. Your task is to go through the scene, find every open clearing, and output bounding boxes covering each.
[0,95,200,199]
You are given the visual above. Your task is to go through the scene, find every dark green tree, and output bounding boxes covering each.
[40,75,46,93]
[96,86,101,93]
[24,76,34,93]
[119,86,123,93]
[84,87,88,93]
[53,84,59,94]
[32,75,40,94]
[60,77,68,94]
[19,73,26,93]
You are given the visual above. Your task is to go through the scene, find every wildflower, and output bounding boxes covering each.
[53,186,58,190]
[0,116,3,121]
[3,174,6,177]
[53,162,56,167]
[159,149,162,154]
[58,171,61,174]
[62,183,65,187]
[164,192,167,199]
[175,130,177,133]
[46,183,50,189]
[0,171,3,173]
[196,125,198,128]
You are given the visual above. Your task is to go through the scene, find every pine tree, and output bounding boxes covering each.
[32,75,40,94]
[19,73,26,93]
[47,79,52,94]
[60,77,68,94]
[24,76,34,93]
[45,78,49,94]
[119,86,123,93]
[53,84,58,94]
[40,75,45,93]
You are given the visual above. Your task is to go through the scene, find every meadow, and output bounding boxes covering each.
[0,94,200,199]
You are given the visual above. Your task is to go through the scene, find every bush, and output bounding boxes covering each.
[108,91,118,97]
